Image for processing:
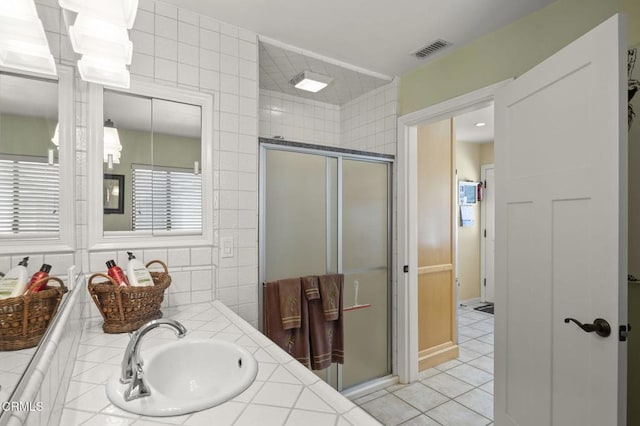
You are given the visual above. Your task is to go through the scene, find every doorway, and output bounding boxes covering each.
[396,81,507,383]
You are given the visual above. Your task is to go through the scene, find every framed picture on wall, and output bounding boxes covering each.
[104,174,124,214]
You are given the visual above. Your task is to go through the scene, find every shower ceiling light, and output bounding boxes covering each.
[290,71,333,93]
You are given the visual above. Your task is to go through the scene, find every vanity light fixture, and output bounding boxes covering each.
[474,122,486,127]
[290,70,333,93]
[59,0,139,28]
[58,0,137,88]
[104,118,123,167]
[69,14,133,64]
[0,0,57,76]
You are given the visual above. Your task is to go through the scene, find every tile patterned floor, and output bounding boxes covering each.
[354,304,494,426]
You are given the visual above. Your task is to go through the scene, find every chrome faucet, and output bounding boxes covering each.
[120,318,187,401]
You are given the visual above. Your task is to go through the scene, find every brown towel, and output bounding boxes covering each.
[302,275,320,300]
[278,278,301,330]
[308,274,344,370]
[263,281,310,368]
[318,274,341,321]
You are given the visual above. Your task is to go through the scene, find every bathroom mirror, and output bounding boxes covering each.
[88,80,212,249]
[0,67,74,254]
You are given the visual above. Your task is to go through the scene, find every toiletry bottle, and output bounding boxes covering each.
[106,260,129,287]
[126,252,154,287]
[27,264,52,293]
[0,257,30,299]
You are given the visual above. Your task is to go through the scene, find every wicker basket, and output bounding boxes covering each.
[88,260,171,333]
[0,276,68,351]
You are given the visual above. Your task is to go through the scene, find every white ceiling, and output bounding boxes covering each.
[454,105,494,144]
[259,42,390,105]
[161,0,557,77]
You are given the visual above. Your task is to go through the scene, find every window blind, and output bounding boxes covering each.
[132,165,202,231]
[0,157,60,235]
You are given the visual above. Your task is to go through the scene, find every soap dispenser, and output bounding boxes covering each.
[126,252,153,287]
[0,257,30,299]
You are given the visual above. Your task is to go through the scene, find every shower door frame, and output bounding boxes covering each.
[258,139,394,392]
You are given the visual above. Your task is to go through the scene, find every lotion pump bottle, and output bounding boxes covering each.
[106,260,129,287]
[126,252,153,287]
[0,257,30,299]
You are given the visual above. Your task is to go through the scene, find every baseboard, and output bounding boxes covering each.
[418,343,459,371]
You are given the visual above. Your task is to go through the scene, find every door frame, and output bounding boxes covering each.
[396,80,511,383]
[480,163,495,303]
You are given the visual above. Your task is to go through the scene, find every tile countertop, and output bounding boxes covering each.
[61,300,380,426]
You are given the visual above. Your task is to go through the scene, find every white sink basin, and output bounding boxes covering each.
[106,338,258,416]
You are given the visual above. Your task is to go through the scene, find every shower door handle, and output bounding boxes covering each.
[564,317,611,337]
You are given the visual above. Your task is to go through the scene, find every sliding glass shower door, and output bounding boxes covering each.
[260,143,391,391]
[341,159,390,388]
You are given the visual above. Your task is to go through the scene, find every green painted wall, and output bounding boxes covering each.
[399,0,640,115]
[0,113,57,158]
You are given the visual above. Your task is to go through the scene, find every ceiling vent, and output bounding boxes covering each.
[412,39,452,59]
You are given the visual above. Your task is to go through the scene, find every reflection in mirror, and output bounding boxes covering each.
[102,90,202,235]
[0,73,59,236]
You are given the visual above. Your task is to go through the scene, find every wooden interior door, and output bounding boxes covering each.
[417,118,458,370]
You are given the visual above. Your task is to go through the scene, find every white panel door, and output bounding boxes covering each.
[494,14,627,426]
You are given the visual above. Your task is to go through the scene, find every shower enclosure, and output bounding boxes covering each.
[259,139,393,391]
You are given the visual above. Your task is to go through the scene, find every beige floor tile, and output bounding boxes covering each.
[455,388,494,420]
[422,373,474,399]
[459,339,494,356]
[400,414,441,425]
[360,393,421,426]
[446,364,493,387]
[479,380,494,395]
[467,356,494,374]
[426,400,491,426]
[393,382,449,412]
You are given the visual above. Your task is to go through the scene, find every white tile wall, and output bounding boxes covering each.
[81,0,260,325]
[6,1,398,339]
[259,89,341,146]
[341,79,398,155]
[259,80,397,156]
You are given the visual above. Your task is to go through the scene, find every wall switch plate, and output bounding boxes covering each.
[221,236,234,258]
